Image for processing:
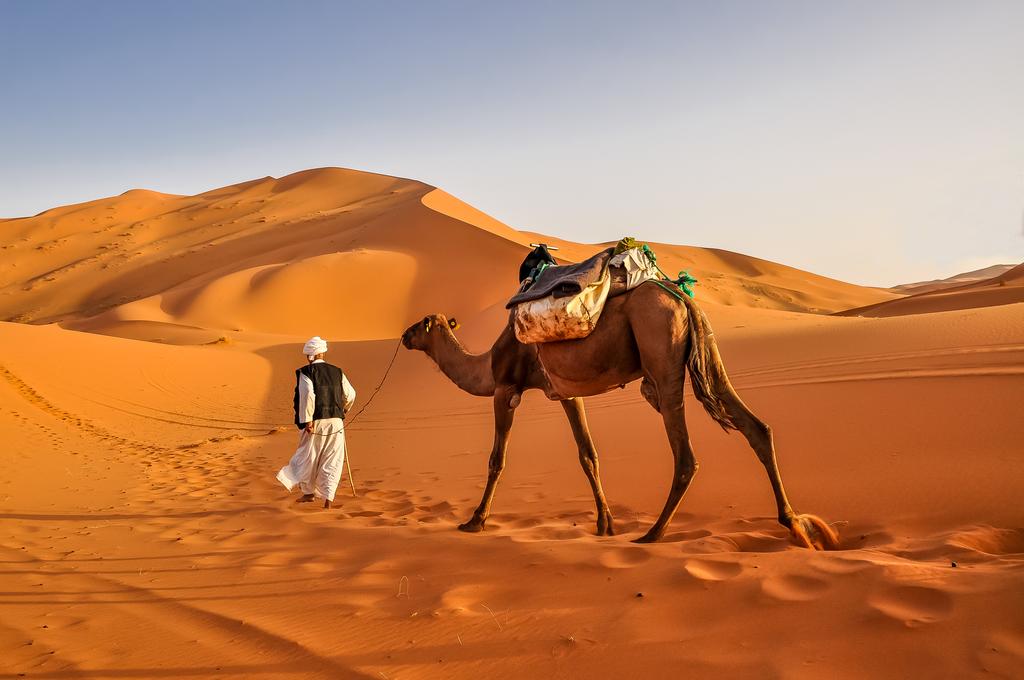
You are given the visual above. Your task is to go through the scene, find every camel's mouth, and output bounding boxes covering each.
[400,326,418,349]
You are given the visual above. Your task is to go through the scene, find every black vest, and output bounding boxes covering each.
[293,362,347,425]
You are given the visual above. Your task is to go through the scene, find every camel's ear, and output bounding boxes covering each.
[423,317,432,333]
[448,318,460,331]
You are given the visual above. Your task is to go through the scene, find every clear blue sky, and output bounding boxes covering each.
[2,1,1022,286]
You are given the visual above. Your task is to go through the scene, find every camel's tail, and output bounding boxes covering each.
[681,295,737,432]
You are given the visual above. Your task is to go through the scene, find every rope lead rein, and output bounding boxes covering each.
[306,338,402,436]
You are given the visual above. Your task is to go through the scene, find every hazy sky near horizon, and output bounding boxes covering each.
[2,1,1022,286]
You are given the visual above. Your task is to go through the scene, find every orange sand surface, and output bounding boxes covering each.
[2,169,1022,679]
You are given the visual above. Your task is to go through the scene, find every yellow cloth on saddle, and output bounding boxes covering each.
[512,269,611,344]
[613,236,641,254]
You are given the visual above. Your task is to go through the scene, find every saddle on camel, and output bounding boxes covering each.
[401,238,838,550]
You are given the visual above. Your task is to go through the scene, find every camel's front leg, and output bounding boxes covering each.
[560,398,614,536]
[458,389,517,533]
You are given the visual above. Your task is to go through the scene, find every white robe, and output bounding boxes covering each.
[276,361,356,502]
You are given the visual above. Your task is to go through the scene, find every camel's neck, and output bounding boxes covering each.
[426,328,496,397]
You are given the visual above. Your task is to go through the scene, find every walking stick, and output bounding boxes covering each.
[344,445,357,497]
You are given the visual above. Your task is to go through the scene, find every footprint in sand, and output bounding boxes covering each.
[869,585,953,625]
[298,561,336,575]
[810,557,874,575]
[372,489,407,500]
[384,502,416,518]
[598,547,652,569]
[418,500,455,514]
[507,517,543,530]
[761,574,830,601]
[348,510,384,518]
[727,531,791,553]
[661,528,712,543]
[682,558,742,582]
[839,529,895,550]
[511,524,588,542]
[949,527,1024,557]
[438,585,484,612]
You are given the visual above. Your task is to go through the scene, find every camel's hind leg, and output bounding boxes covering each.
[458,389,516,533]
[634,386,698,543]
[560,398,614,536]
[716,385,838,550]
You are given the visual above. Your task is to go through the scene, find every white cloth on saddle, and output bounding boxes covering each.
[609,247,661,290]
[276,418,347,502]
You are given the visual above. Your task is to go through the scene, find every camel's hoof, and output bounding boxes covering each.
[597,515,615,536]
[790,514,839,550]
[458,520,485,533]
[632,532,661,544]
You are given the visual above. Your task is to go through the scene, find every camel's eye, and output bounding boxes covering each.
[424,317,432,332]
[448,318,460,330]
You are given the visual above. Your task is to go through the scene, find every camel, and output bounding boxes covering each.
[401,280,839,550]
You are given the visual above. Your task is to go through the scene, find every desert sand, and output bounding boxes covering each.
[1,168,1022,679]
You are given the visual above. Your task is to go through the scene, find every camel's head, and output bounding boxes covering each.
[401,314,460,351]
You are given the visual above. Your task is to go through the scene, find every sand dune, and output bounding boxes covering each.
[2,167,895,342]
[840,261,1024,317]
[893,263,1018,295]
[2,168,1022,679]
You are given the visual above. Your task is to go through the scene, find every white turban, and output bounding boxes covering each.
[303,336,328,357]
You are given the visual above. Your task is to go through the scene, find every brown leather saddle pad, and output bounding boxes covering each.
[506,247,614,309]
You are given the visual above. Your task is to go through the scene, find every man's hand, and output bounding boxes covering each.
[305,421,314,433]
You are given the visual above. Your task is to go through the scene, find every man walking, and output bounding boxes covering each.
[276,336,356,509]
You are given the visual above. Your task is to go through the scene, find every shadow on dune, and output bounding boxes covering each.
[0,661,376,679]
[0,508,273,522]
[0,549,266,565]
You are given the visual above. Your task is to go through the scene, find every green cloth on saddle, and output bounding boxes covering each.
[613,236,698,299]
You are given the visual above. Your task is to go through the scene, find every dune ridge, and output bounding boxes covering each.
[839,261,1024,317]
[893,263,1018,294]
